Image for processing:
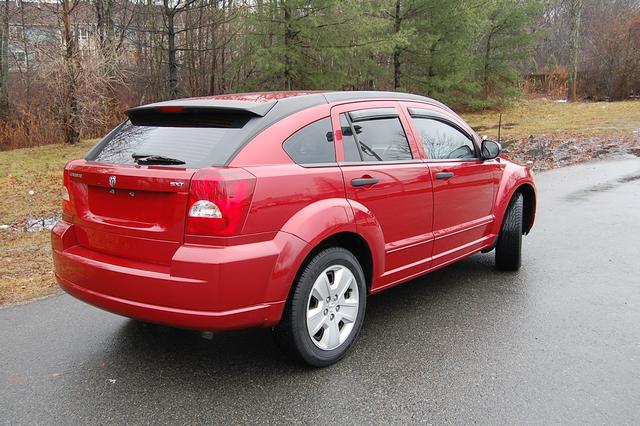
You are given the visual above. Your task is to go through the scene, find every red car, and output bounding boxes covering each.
[52,91,536,366]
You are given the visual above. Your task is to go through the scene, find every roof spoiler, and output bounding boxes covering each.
[125,101,277,128]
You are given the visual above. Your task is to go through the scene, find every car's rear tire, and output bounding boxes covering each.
[274,247,367,367]
[495,192,524,271]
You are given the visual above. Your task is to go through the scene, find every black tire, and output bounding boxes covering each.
[495,192,524,271]
[273,247,367,367]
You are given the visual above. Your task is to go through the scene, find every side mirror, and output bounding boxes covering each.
[481,140,501,160]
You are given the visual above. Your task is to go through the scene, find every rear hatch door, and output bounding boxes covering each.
[65,103,268,264]
[66,162,194,265]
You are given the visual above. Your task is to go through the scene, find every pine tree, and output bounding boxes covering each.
[476,0,543,107]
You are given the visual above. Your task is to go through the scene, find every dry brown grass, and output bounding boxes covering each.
[0,140,95,305]
[0,231,58,305]
[462,99,640,139]
[0,140,95,226]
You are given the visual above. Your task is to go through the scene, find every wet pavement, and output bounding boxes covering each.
[1,159,640,424]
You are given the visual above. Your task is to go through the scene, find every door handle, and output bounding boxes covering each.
[351,177,379,187]
[435,172,455,180]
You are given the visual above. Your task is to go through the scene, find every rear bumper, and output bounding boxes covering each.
[56,273,285,330]
[51,220,308,331]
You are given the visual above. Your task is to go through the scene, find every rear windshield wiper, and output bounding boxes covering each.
[132,153,186,165]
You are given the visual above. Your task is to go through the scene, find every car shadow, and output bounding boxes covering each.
[53,252,530,419]
[102,252,519,372]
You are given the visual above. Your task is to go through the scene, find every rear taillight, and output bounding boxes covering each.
[62,170,73,221]
[186,168,256,236]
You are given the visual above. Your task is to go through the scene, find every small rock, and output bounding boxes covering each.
[28,190,35,196]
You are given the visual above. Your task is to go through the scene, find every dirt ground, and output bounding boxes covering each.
[0,231,58,305]
[502,134,640,171]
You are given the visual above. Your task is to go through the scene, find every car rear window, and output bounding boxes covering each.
[283,117,335,165]
[87,111,260,168]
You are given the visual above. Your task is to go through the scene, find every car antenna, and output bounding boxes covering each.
[497,113,502,144]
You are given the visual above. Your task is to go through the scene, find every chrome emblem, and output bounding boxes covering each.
[109,176,117,187]
[170,181,184,187]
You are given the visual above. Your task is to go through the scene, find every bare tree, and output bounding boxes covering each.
[567,0,583,101]
[63,0,81,143]
[161,0,198,98]
[392,0,402,90]
[0,0,9,120]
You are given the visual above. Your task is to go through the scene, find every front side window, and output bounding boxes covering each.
[412,117,476,160]
[283,117,335,165]
[341,109,412,162]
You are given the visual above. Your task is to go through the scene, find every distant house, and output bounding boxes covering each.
[6,0,108,72]
[6,0,186,74]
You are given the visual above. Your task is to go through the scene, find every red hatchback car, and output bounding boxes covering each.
[52,91,536,366]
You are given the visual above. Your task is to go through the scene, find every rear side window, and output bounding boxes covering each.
[87,108,263,168]
[342,109,412,162]
[411,117,476,160]
[283,117,335,165]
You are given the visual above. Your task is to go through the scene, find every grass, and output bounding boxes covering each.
[462,99,640,139]
[0,231,58,305]
[0,140,95,305]
[1,99,639,305]
[0,140,95,226]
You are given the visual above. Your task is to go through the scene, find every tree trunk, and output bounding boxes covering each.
[393,0,402,91]
[94,0,119,114]
[567,0,583,102]
[209,2,219,97]
[483,30,494,97]
[0,0,9,120]
[95,0,104,47]
[94,0,115,60]
[165,2,178,99]
[283,1,293,90]
[426,44,437,96]
[19,0,32,103]
[62,0,80,144]
[220,36,226,93]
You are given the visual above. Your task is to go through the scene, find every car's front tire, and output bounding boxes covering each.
[495,192,524,271]
[274,247,367,367]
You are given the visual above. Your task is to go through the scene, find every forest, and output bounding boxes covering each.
[0,0,639,149]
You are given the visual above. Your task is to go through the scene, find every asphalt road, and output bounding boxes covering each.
[2,158,640,425]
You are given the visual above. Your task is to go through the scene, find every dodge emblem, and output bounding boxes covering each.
[109,176,117,188]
